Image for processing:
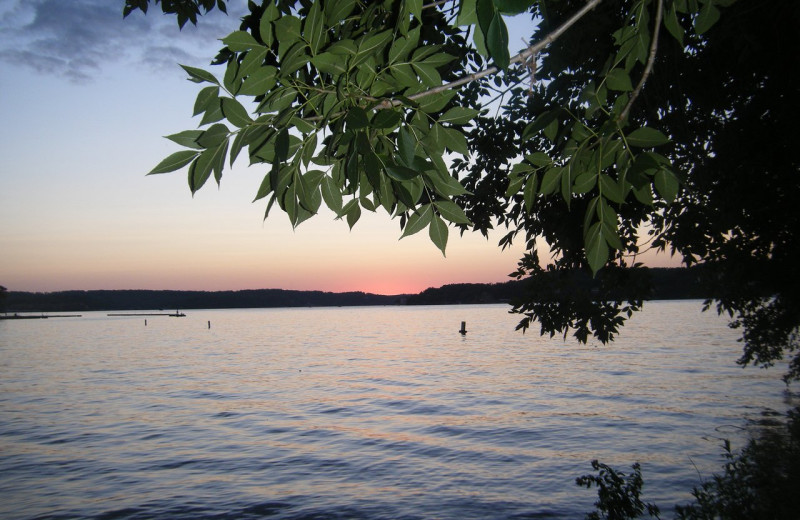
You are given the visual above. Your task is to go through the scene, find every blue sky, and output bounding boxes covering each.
[0,0,677,294]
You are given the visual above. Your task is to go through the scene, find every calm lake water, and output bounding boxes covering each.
[0,302,794,519]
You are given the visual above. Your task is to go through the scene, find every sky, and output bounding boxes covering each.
[0,0,679,295]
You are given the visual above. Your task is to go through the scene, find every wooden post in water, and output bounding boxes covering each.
[208,320,211,329]
[459,321,467,335]
[145,319,147,326]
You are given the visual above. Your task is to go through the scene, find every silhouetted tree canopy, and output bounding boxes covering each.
[124,0,800,380]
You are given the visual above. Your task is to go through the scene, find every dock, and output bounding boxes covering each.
[1,314,82,320]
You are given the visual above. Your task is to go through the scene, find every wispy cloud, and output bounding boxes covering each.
[0,0,248,82]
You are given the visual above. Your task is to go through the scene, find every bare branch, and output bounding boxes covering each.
[618,0,664,122]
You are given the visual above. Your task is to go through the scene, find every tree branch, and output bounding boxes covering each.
[618,0,664,122]
[376,0,604,109]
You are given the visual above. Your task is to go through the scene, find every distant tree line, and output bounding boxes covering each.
[4,267,715,312]
[407,266,713,306]
[4,288,405,312]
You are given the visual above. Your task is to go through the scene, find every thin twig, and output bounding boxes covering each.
[618,0,663,122]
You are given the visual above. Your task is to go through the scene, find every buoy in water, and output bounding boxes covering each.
[459,321,467,334]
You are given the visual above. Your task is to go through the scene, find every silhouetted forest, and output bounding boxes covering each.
[4,267,711,312]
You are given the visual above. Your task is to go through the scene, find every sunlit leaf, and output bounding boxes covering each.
[221,30,262,52]
[221,97,253,128]
[429,214,449,256]
[148,150,198,175]
[180,64,219,85]
[435,200,471,224]
[401,203,433,238]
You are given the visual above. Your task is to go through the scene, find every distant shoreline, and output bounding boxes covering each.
[2,267,711,314]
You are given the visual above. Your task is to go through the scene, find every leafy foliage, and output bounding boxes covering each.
[579,407,800,519]
[124,0,227,28]
[676,407,800,520]
[130,0,800,380]
[576,460,661,520]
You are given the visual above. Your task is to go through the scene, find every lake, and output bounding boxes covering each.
[0,301,793,519]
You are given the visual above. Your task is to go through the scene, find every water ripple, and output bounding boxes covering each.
[0,303,792,519]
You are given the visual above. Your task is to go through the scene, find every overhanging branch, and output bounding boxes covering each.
[376,0,604,108]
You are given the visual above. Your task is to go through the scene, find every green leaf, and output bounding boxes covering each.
[585,221,609,274]
[196,123,229,148]
[327,39,357,56]
[626,127,670,147]
[354,30,393,66]
[372,110,402,130]
[148,150,199,175]
[397,127,416,166]
[259,4,278,45]
[522,110,559,141]
[274,15,302,45]
[388,27,420,64]
[223,58,241,95]
[325,0,355,25]
[439,107,479,125]
[485,12,510,69]
[412,62,442,87]
[221,97,253,128]
[237,48,268,80]
[401,203,433,238]
[190,142,227,193]
[180,64,219,85]
[543,118,559,142]
[526,152,552,167]
[281,41,310,74]
[457,0,478,25]
[304,0,325,55]
[193,86,219,116]
[165,130,203,149]
[416,90,456,113]
[573,172,597,194]
[221,30,262,51]
[606,68,633,91]
[212,139,228,185]
[601,218,623,251]
[654,167,680,202]
[390,63,418,87]
[694,0,720,34]
[321,175,343,213]
[421,52,457,68]
[261,87,297,113]
[493,0,535,15]
[476,0,495,39]
[523,174,538,213]
[229,126,250,166]
[346,107,370,130]
[311,52,348,75]
[434,200,471,224]
[429,214,449,256]
[274,129,290,162]
[442,128,469,155]
[664,3,685,46]
[386,163,420,181]
[599,174,624,203]
[505,172,525,197]
[199,100,224,126]
[345,199,361,228]
[239,65,277,96]
[539,166,563,195]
